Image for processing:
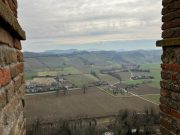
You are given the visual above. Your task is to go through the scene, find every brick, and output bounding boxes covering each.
[0,27,14,47]
[161,89,171,97]
[161,70,179,82]
[4,81,14,104]
[160,80,180,92]
[160,117,179,134]
[162,9,180,22]
[162,18,180,30]
[2,96,23,135]
[0,67,11,87]
[0,46,17,65]
[6,0,17,15]
[162,0,175,6]
[160,112,180,134]
[162,1,180,15]
[162,27,180,38]
[0,88,7,111]
[160,96,180,111]
[13,74,23,92]
[10,63,24,79]
[160,104,180,119]
[160,126,174,135]
[14,38,22,50]
[161,64,180,72]
[16,51,24,62]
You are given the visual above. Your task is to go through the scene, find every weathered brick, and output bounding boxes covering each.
[162,1,180,15]
[10,63,24,79]
[0,67,11,87]
[161,89,170,97]
[14,38,22,50]
[4,81,14,104]
[162,0,176,6]
[0,46,17,65]
[160,126,174,135]
[16,51,24,62]
[160,117,179,134]
[160,96,180,111]
[160,104,180,119]
[162,18,180,30]
[161,70,180,82]
[1,96,22,135]
[162,27,180,38]
[0,27,14,47]
[13,74,23,92]
[160,80,180,92]
[161,64,180,72]
[0,88,7,111]
[162,9,180,22]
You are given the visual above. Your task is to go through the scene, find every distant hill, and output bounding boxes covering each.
[24,50,162,72]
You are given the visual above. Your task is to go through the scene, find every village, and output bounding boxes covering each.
[26,64,155,97]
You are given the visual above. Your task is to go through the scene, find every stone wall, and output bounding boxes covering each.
[0,0,26,135]
[156,0,180,134]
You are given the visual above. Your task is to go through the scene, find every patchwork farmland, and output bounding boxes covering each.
[25,50,161,127]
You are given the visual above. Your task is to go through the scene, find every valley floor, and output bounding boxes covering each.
[25,87,159,125]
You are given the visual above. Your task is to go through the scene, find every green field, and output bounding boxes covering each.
[25,71,38,80]
[38,67,82,76]
[122,79,144,85]
[141,64,160,69]
[118,72,131,81]
[99,74,119,85]
[142,64,161,88]
[64,74,99,87]
[142,94,160,104]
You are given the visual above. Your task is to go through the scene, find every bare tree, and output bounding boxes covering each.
[82,84,88,94]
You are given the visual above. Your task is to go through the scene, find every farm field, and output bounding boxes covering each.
[118,72,131,81]
[142,94,160,104]
[64,74,99,87]
[130,85,160,95]
[38,67,82,76]
[25,88,158,125]
[98,74,119,84]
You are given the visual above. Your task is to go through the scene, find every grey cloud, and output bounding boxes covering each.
[18,0,162,51]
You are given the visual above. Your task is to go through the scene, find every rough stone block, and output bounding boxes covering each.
[13,74,23,92]
[0,46,17,65]
[16,51,24,62]
[0,67,11,87]
[10,63,24,79]
[0,88,7,111]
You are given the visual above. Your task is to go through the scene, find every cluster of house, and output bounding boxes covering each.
[131,75,154,80]
[88,80,108,87]
[26,76,73,93]
[109,83,139,95]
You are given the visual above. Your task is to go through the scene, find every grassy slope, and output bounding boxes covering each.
[38,67,82,76]
[99,74,119,85]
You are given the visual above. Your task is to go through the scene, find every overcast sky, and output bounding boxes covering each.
[18,0,162,52]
